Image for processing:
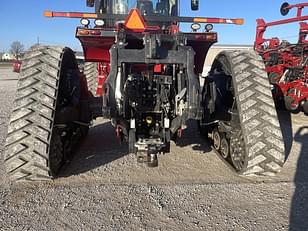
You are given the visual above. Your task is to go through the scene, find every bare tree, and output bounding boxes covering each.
[10,41,24,60]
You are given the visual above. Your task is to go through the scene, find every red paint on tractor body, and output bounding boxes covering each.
[45,6,243,99]
[96,62,109,96]
[75,9,219,94]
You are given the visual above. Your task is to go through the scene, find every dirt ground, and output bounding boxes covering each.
[0,67,308,230]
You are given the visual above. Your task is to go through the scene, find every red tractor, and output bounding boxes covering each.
[4,0,285,181]
[255,2,308,114]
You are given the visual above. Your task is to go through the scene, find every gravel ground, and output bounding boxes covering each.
[1,67,308,230]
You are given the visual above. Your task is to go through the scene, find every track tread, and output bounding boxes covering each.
[4,45,65,181]
[84,62,98,95]
[216,50,285,176]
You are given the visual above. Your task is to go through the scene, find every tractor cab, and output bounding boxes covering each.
[94,0,178,16]
[91,0,179,28]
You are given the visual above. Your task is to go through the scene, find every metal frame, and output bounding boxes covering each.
[103,32,201,122]
[44,11,244,25]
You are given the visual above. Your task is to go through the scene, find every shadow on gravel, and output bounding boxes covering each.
[289,126,308,230]
[277,110,293,161]
[59,121,128,177]
[276,110,308,229]
[175,120,212,153]
[59,119,213,177]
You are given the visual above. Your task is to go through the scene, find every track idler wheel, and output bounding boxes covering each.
[212,127,230,159]
[213,128,221,151]
[220,135,230,159]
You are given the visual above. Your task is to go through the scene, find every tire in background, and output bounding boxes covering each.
[84,62,98,95]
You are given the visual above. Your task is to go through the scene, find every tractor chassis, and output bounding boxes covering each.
[3,2,286,181]
[95,32,202,166]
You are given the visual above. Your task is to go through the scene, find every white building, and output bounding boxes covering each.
[1,53,14,60]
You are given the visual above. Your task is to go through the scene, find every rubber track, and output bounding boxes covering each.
[83,62,98,95]
[215,50,285,176]
[4,45,65,181]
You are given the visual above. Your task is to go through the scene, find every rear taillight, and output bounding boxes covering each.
[90,30,101,36]
[77,29,90,35]
[77,28,102,36]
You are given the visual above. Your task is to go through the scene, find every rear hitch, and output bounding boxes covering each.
[136,148,159,167]
[135,140,162,167]
[147,145,159,168]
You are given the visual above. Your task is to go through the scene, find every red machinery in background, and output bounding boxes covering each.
[12,60,22,73]
[255,2,308,114]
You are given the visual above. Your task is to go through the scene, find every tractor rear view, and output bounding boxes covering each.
[3,0,285,182]
[255,2,308,114]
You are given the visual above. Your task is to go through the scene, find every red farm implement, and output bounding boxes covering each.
[255,2,308,114]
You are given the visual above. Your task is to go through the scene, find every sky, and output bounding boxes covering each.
[1,0,308,52]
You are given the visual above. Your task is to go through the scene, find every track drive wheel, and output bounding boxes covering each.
[4,45,90,182]
[84,62,98,95]
[210,50,285,176]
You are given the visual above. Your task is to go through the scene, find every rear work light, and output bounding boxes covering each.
[94,19,105,27]
[191,23,201,32]
[81,18,90,26]
[205,24,214,32]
